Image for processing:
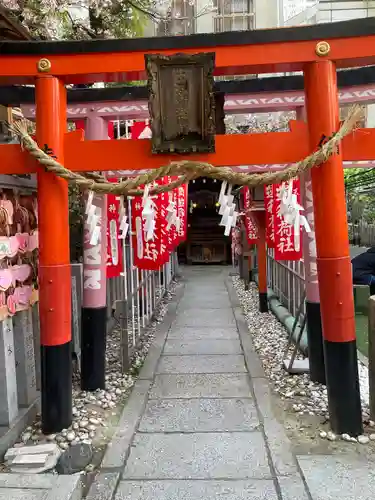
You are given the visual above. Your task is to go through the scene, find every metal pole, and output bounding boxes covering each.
[128,198,136,346]
[369,296,375,420]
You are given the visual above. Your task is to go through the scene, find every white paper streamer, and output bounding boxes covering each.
[90,225,101,246]
[219,180,228,205]
[217,182,237,236]
[142,185,150,207]
[85,190,94,215]
[141,196,156,240]
[119,215,129,239]
[145,219,156,241]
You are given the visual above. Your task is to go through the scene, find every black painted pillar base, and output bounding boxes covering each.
[81,307,107,391]
[305,301,326,385]
[41,341,72,434]
[324,339,363,436]
[259,292,269,313]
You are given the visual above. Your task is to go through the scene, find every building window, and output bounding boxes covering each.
[214,0,254,32]
[156,0,196,36]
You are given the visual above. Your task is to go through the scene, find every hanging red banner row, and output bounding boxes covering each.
[242,180,303,261]
[131,179,187,271]
[130,122,187,270]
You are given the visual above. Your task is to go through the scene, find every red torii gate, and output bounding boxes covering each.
[0,18,374,437]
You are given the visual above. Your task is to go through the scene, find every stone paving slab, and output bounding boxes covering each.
[86,472,120,500]
[277,475,310,500]
[163,339,242,355]
[157,355,247,374]
[263,418,298,476]
[180,290,229,298]
[115,479,278,500]
[0,474,82,500]
[181,293,229,298]
[174,309,236,327]
[101,379,152,469]
[167,327,239,340]
[298,454,375,500]
[138,398,260,433]
[149,374,253,399]
[177,298,232,310]
[122,432,271,480]
[0,475,57,489]
[0,489,47,500]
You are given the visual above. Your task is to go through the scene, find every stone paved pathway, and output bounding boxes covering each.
[88,266,309,500]
[87,266,375,500]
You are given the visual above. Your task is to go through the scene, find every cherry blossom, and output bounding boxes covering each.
[2,0,215,40]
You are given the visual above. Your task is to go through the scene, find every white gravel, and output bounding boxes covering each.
[233,276,373,442]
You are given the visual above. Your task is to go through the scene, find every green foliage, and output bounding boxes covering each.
[345,168,375,224]
[68,184,84,263]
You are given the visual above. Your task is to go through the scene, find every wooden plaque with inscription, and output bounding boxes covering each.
[145,52,216,154]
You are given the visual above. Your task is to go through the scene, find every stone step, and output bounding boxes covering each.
[5,443,57,460]
[11,453,49,467]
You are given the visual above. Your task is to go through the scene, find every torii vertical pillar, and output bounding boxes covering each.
[254,211,268,313]
[304,61,362,435]
[36,76,72,433]
[81,116,108,391]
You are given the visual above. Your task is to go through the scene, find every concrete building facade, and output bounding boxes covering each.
[318,1,375,23]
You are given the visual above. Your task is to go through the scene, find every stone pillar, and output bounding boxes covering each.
[13,310,37,407]
[81,116,108,391]
[297,107,326,385]
[0,318,18,425]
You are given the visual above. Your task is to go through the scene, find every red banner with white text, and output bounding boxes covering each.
[164,176,177,252]
[264,184,276,248]
[243,186,258,244]
[176,183,188,244]
[170,177,179,250]
[158,177,170,265]
[106,178,124,278]
[131,182,161,270]
[274,179,303,261]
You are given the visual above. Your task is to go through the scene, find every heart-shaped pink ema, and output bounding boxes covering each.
[0,238,10,260]
[9,237,20,256]
[0,237,20,259]
[29,230,39,252]
[13,286,32,305]
[11,265,31,284]
[0,200,14,225]
[0,269,13,291]
[7,294,17,315]
[15,233,29,253]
